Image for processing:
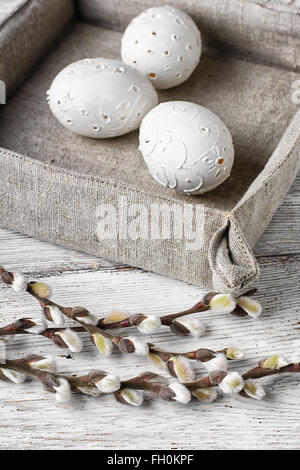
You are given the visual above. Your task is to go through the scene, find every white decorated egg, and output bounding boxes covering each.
[46,58,158,138]
[139,101,234,195]
[121,5,201,89]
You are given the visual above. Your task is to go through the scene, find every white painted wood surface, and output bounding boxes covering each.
[0,172,299,450]
[1,0,300,452]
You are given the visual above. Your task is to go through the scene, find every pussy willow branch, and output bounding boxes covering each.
[0,267,260,341]
[0,321,74,338]
[149,346,237,361]
[0,267,137,354]
[0,315,240,372]
[185,361,300,390]
[0,273,199,357]
[242,362,300,380]
[1,358,69,386]
[86,287,258,329]
[98,301,210,329]
[0,267,262,359]
[0,319,79,350]
[0,264,209,328]
[0,302,209,330]
[0,358,128,391]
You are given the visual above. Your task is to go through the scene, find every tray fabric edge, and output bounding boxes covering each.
[0,0,74,97]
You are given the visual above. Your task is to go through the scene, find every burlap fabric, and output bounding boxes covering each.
[0,0,299,291]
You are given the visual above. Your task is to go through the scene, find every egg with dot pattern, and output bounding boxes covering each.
[47,58,158,138]
[121,5,201,89]
[139,101,235,195]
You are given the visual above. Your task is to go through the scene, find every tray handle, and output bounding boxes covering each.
[208,213,259,292]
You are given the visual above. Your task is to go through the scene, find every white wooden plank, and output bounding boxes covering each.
[254,174,300,256]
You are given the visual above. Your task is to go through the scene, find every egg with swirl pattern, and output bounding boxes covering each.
[139,101,235,195]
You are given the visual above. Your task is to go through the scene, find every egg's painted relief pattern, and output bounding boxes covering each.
[47,58,158,138]
[139,102,234,195]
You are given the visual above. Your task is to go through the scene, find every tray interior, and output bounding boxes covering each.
[0,21,298,211]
